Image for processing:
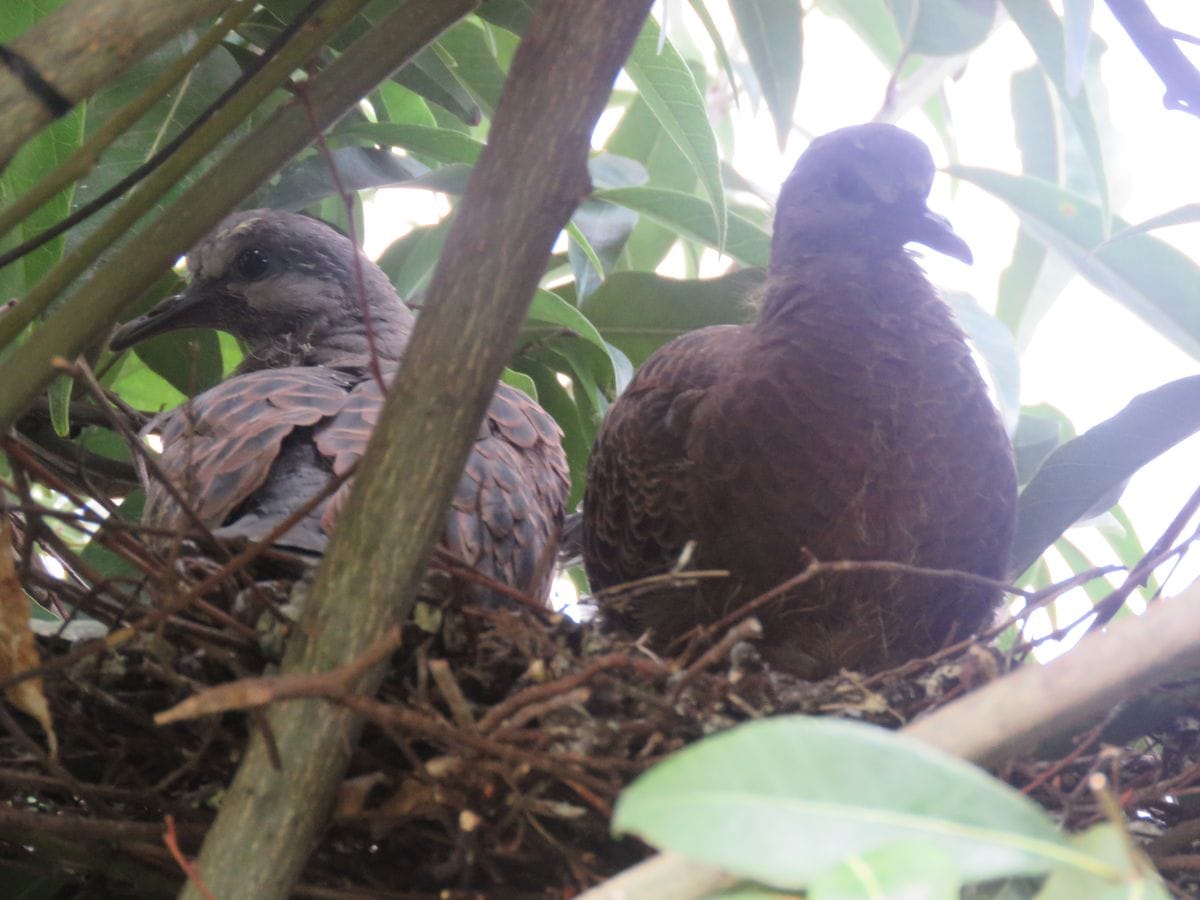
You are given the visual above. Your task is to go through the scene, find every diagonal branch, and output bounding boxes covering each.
[1105,0,1200,114]
[180,1,655,898]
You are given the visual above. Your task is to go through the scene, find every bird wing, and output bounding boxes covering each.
[448,382,570,601]
[145,367,354,536]
[582,325,747,589]
[316,378,570,601]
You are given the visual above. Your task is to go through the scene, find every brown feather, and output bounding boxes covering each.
[582,125,1016,676]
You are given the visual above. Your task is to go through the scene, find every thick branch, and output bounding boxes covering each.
[0,0,226,167]
[582,580,1200,899]
[181,1,654,898]
[1105,0,1200,114]
[0,0,463,430]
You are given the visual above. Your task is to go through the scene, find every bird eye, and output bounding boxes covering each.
[233,247,271,281]
[832,167,875,204]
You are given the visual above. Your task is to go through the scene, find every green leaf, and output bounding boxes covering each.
[436,17,507,115]
[1012,376,1200,576]
[108,348,188,413]
[500,367,536,401]
[729,0,802,149]
[255,146,427,211]
[393,46,481,126]
[581,269,764,367]
[1012,403,1074,485]
[595,187,770,268]
[684,0,739,101]
[46,375,72,437]
[950,167,1200,361]
[605,96,697,271]
[79,492,145,582]
[625,16,727,248]
[475,0,535,34]
[525,289,614,364]
[337,122,483,165]
[892,0,997,56]
[1102,203,1200,242]
[1000,0,1108,218]
[376,218,454,301]
[1061,0,1095,96]
[132,330,224,398]
[614,717,1110,889]
[808,842,962,899]
[0,102,83,299]
[1039,823,1170,900]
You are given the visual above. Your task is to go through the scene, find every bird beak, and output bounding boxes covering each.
[911,209,973,265]
[109,285,206,352]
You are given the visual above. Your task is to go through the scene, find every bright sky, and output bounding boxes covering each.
[365,4,1200,646]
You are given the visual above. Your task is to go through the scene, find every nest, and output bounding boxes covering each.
[1,437,1199,897]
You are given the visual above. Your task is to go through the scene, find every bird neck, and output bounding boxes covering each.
[237,292,414,374]
[757,250,936,329]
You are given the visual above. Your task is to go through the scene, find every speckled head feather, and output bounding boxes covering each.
[111,209,414,371]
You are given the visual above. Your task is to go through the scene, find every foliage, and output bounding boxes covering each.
[1,0,1199,895]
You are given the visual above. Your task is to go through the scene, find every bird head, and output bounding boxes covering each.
[770,123,972,269]
[110,209,411,362]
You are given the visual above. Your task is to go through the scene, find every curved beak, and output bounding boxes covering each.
[910,208,973,265]
[110,286,206,352]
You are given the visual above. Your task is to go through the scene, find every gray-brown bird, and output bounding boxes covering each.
[583,124,1017,677]
[111,210,570,603]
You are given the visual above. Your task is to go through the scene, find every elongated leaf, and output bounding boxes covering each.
[614,717,1112,889]
[997,66,1073,347]
[891,0,996,56]
[1011,375,1200,576]
[606,96,697,271]
[376,218,454,301]
[1103,203,1200,242]
[950,167,1200,361]
[254,146,427,211]
[684,0,739,98]
[808,842,962,899]
[525,289,614,366]
[729,0,802,149]
[1001,0,1108,218]
[134,330,224,398]
[1061,0,1095,96]
[1039,824,1170,900]
[625,16,726,248]
[394,46,481,125]
[581,269,764,367]
[436,18,506,115]
[595,187,769,268]
[337,122,483,165]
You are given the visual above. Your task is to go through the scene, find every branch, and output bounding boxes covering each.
[180,1,655,898]
[0,0,227,166]
[1105,0,1200,114]
[580,579,1200,899]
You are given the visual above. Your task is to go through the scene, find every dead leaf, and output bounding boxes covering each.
[0,521,56,758]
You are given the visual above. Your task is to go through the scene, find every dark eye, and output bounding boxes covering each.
[233,247,271,281]
[833,167,875,204]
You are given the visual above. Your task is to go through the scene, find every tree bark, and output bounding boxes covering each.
[0,0,227,167]
[180,1,655,898]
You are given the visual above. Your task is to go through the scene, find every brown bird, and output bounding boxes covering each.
[111,210,570,602]
[583,124,1017,677]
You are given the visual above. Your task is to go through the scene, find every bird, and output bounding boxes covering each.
[110,210,570,603]
[582,123,1017,678]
